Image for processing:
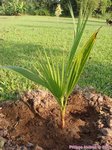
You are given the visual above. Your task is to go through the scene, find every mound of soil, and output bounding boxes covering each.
[0,87,112,150]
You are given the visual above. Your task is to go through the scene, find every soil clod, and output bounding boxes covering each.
[0,88,112,150]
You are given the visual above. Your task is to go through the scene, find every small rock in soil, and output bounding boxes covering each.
[38,121,43,126]
[100,110,104,115]
[0,129,8,138]
[97,134,103,140]
[94,101,98,107]
[0,113,5,118]
[100,128,112,137]
[97,119,102,124]
[105,115,112,128]
[109,119,112,128]
[94,141,100,145]
[93,122,97,127]
[0,136,6,149]
[97,96,104,106]
[102,105,110,113]
[83,86,94,92]
[4,140,17,150]
[0,116,10,129]
[89,101,95,106]
[73,85,82,94]
[100,128,108,136]
[106,128,112,137]
[27,142,34,148]
[100,138,107,145]
[84,92,91,100]
[35,144,43,150]
[98,124,104,128]
[45,134,50,139]
[96,106,102,112]
[109,108,112,115]
[92,95,98,102]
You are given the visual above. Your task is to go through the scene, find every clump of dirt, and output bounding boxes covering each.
[0,87,112,150]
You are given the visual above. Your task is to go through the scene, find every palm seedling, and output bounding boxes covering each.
[1,1,100,128]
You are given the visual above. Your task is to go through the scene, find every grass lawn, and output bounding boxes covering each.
[0,15,112,100]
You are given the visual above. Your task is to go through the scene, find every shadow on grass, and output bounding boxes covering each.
[79,60,112,97]
[0,41,111,100]
[19,22,106,30]
[19,24,74,30]
[30,18,106,24]
[0,41,66,100]
[0,41,65,66]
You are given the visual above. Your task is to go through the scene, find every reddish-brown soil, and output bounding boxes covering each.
[0,88,112,150]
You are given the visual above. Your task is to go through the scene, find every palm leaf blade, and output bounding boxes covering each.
[2,66,46,86]
[66,28,100,96]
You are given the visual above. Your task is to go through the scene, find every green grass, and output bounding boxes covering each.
[0,16,112,100]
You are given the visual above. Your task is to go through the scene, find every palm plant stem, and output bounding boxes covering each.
[60,96,68,128]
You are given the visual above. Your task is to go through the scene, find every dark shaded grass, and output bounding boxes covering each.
[0,16,111,100]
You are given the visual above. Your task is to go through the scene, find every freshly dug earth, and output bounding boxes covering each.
[0,87,112,150]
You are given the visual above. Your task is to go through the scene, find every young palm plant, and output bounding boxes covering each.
[2,1,100,128]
